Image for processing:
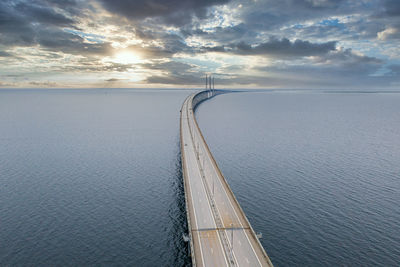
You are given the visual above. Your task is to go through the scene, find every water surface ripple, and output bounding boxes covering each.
[196,90,400,266]
[0,89,191,266]
[1,89,399,266]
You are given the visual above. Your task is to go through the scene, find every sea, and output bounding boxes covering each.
[1,89,399,266]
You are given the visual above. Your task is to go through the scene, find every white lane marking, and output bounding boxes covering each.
[224,229,239,265]
[182,97,205,267]
[188,100,230,267]
[198,162,236,266]
[208,155,262,266]
[184,96,229,267]
[193,144,229,267]
[190,118,236,266]
[192,151,239,265]
[193,110,263,266]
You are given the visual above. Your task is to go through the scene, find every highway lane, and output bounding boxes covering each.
[181,96,228,266]
[180,91,273,267]
[193,118,265,267]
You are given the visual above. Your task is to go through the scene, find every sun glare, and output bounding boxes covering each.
[112,51,142,64]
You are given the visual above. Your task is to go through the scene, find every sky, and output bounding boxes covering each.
[0,0,399,89]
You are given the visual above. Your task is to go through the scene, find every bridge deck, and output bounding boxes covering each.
[180,91,273,267]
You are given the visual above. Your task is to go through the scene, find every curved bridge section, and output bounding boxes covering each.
[180,90,273,267]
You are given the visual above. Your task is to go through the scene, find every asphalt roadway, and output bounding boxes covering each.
[180,91,274,267]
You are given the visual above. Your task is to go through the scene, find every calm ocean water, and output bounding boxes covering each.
[1,89,399,266]
[0,89,192,266]
[197,90,400,266]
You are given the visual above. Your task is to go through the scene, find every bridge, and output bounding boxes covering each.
[180,89,274,266]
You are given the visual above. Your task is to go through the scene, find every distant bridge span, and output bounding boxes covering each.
[180,90,274,267]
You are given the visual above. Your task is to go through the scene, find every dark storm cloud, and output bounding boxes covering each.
[28,0,85,18]
[39,0,78,9]
[1,0,197,58]
[49,60,136,73]
[388,64,400,76]
[28,81,58,87]
[0,51,13,57]
[183,23,257,44]
[36,27,112,55]
[383,0,400,16]
[15,1,74,26]
[255,50,383,82]
[312,48,383,66]
[146,73,201,85]
[105,78,124,82]
[238,0,348,32]
[0,0,79,47]
[0,0,398,88]
[0,0,115,56]
[98,0,231,25]
[228,0,396,47]
[143,61,201,85]
[124,32,193,59]
[202,38,337,58]
[237,0,400,43]
[0,1,36,46]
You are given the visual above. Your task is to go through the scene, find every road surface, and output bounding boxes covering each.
[180,90,274,267]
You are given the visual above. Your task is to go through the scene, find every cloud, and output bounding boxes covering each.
[183,23,257,44]
[0,81,15,87]
[98,0,231,26]
[36,28,113,55]
[141,60,204,85]
[0,0,83,48]
[0,51,13,57]
[249,47,386,88]
[236,0,349,33]
[38,0,83,16]
[382,0,400,17]
[15,1,74,26]
[56,60,135,73]
[388,64,400,76]
[105,78,124,82]
[311,48,383,67]
[0,0,399,88]
[202,38,337,58]
[0,1,36,46]
[28,81,59,87]
[377,27,400,40]
[146,74,200,85]
[0,0,114,56]
[124,32,193,59]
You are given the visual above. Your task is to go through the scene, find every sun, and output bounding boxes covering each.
[112,51,142,64]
